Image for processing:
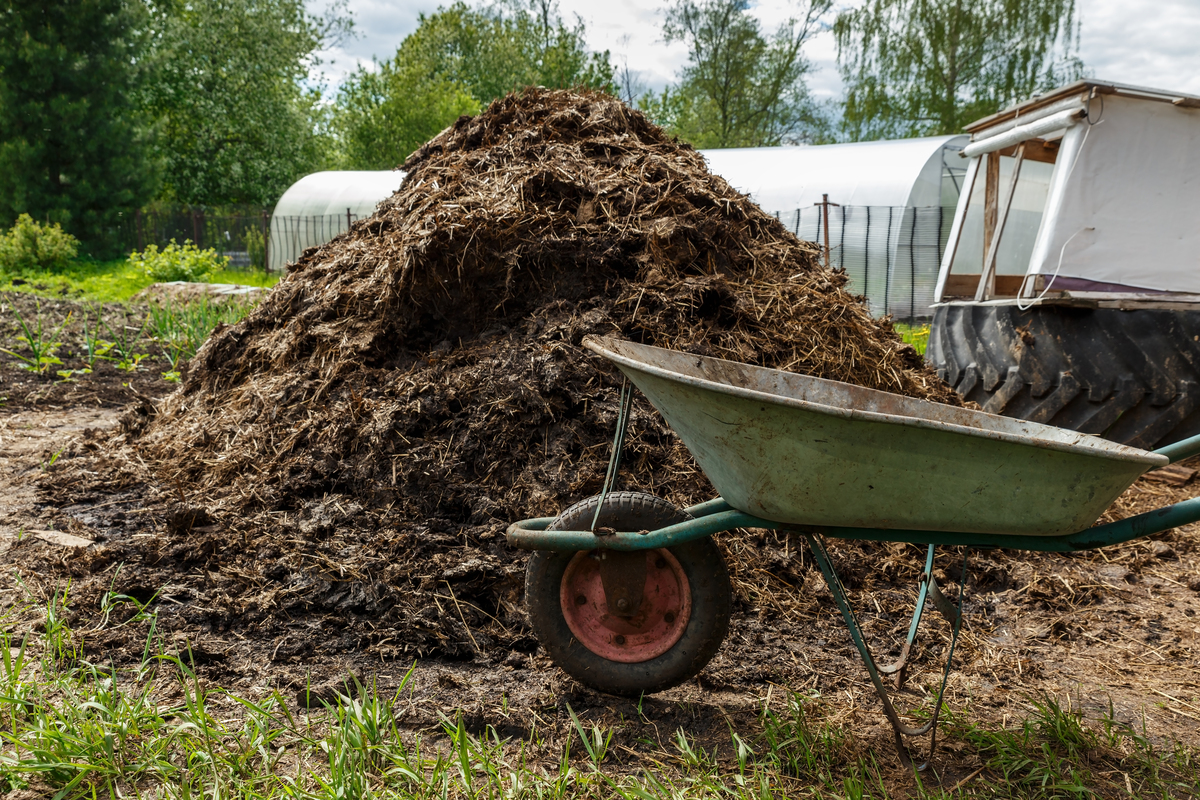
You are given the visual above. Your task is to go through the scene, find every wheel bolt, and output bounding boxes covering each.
[575,594,587,606]
[664,611,675,624]
[615,598,629,611]
[614,634,626,645]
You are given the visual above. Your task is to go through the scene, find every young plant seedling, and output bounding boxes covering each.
[117,351,150,372]
[101,309,148,371]
[1,303,71,374]
[80,308,116,370]
[41,447,65,471]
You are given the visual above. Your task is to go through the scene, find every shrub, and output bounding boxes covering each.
[244,227,266,270]
[0,214,80,273]
[128,239,228,283]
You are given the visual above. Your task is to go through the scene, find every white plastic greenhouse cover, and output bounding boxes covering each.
[273,170,405,217]
[267,136,966,271]
[701,135,968,210]
[268,170,405,270]
[1030,93,1200,293]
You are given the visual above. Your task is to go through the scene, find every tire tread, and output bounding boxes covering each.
[929,305,1200,449]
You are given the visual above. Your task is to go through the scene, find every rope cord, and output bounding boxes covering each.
[590,378,633,532]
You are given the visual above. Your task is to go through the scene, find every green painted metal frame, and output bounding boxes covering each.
[506,431,1200,768]
[806,534,968,770]
[506,491,1200,554]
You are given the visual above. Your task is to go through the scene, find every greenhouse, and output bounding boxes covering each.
[269,136,969,317]
[267,171,406,271]
[704,136,968,317]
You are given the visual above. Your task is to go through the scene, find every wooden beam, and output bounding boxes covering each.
[983,152,1000,269]
[944,274,1043,298]
[996,138,1059,164]
[976,143,1027,301]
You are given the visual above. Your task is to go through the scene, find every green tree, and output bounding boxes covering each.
[145,0,352,206]
[334,1,615,170]
[0,0,157,258]
[835,0,1083,141]
[335,60,479,172]
[644,0,832,148]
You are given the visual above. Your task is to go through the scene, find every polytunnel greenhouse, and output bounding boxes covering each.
[269,135,968,318]
[267,171,405,271]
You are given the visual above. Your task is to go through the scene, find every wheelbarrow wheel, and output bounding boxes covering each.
[525,492,732,696]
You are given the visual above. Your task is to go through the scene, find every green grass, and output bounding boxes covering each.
[1,590,1196,799]
[894,323,932,356]
[146,295,260,377]
[1,259,279,303]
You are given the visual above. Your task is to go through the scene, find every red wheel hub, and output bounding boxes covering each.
[559,549,691,663]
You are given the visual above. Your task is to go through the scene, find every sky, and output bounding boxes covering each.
[308,0,1200,104]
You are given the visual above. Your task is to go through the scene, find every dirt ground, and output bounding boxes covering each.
[4,89,1198,794]
[3,315,1199,792]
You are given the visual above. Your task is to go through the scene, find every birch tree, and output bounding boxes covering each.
[835,0,1083,140]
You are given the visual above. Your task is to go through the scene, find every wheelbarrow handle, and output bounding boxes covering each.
[1152,431,1200,464]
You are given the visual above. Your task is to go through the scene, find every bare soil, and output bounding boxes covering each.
[3,369,1199,793]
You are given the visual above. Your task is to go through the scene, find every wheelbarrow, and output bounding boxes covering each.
[507,336,1200,766]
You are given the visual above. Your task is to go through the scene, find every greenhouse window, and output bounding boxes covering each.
[941,138,1061,299]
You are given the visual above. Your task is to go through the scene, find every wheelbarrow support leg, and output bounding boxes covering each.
[804,534,968,771]
[877,544,936,688]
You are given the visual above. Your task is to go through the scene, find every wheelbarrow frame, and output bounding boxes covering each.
[509,483,1200,768]
[506,339,1200,768]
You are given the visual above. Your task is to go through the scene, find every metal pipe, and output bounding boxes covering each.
[1152,432,1200,464]
[684,497,732,518]
[506,508,760,552]
[1068,495,1200,548]
[508,490,1200,554]
[965,93,1087,148]
[808,495,1200,551]
[962,107,1086,159]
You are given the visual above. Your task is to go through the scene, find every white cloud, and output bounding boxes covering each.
[308,0,436,82]
[1078,0,1200,95]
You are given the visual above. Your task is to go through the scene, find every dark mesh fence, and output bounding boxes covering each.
[118,207,272,268]
[779,205,951,321]
[115,207,363,271]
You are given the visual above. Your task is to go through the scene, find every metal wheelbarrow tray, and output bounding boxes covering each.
[507,336,1200,767]
[586,336,1164,537]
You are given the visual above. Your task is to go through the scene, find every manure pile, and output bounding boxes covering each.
[60,89,961,666]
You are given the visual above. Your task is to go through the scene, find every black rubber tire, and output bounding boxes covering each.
[928,304,1200,450]
[525,492,732,696]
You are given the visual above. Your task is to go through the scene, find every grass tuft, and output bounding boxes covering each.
[759,691,848,782]
[146,295,260,375]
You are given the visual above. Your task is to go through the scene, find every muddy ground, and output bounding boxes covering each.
[2,290,1200,794]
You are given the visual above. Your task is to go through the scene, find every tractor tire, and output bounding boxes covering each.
[927,303,1200,450]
